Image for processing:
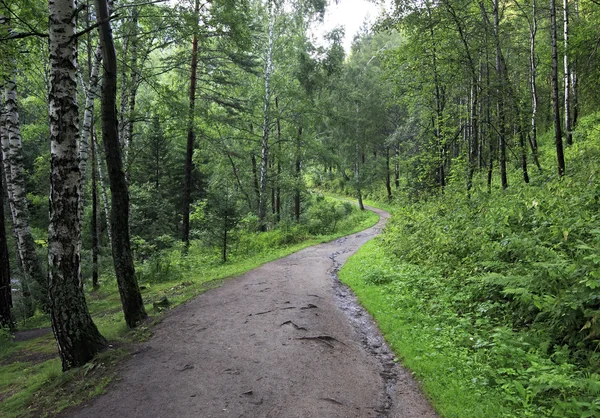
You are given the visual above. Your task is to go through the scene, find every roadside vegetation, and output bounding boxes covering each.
[337,114,600,417]
[0,194,376,418]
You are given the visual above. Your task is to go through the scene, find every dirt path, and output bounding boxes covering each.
[68,207,437,418]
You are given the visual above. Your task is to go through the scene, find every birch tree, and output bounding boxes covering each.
[258,0,275,230]
[0,147,12,328]
[47,0,106,370]
[1,69,46,315]
[550,0,565,176]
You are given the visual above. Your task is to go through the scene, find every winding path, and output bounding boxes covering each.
[68,207,437,418]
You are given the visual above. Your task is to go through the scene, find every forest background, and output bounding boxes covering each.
[2,0,600,416]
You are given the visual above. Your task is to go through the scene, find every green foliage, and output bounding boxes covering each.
[337,116,600,417]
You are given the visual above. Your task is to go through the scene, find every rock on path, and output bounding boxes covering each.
[68,207,437,418]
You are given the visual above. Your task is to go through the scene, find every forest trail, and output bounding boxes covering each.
[66,207,437,418]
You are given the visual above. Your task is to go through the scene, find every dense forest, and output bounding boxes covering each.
[2,0,600,415]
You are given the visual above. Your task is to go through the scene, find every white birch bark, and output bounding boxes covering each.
[2,73,45,312]
[94,134,112,243]
[563,0,572,145]
[78,44,103,183]
[48,0,106,370]
[258,1,275,229]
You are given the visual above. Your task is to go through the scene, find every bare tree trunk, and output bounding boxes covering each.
[294,127,302,222]
[123,6,140,169]
[182,0,200,248]
[551,0,565,176]
[493,0,508,189]
[95,134,112,243]
[355,103,364,210]
[394,143,400,189]
[259,2,275,231]
[2,74,45,314]
[78,45,102,187]
[96,0,147,328]
[48,0,106,370]
[385,147,392,201]
[91,135,99,289]
[528,0,542,172]
[251,153,260,208]
[0,144,12,328]
[563,0,572,145]
[275,97,281,222]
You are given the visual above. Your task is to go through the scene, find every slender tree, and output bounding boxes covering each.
[96,0,147,327]
[2,70,45,314]
[47,0,106,370]
[550,0,565,176]
[182,0,200,248]
[258,0,276,230]
[0,145,12,328]
[563,0,572,145]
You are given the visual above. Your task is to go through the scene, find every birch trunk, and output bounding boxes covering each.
[563,0,572,145]
[48,0,106,370]
[550,0,565,176]
[123,6,140,170]
[528,0,542,172]
[95,0,147,328]
[2,73,46,314]
[0,141,12,328]
[493,0,508,189]
[78,45,102,185]
[258,2,275,231]
[94,134,112,242]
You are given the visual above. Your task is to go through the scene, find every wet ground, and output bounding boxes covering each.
[65,207,437,418]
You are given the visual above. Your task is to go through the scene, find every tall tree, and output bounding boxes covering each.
[182,0,200,248]
[258,0,275,230]
[563,0,572,145]
[96,0,147,327]
[550,0,565,176]
[1,68,45,315]
[0,145,12,328]
[47,0,106,370]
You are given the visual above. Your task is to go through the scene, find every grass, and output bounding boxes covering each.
[338,239,509,417]
[0,202,378,418]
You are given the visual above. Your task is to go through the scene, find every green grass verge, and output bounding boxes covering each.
[339,239,509,417]
[0,204,378,418]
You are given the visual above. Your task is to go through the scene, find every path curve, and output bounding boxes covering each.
[68,206,437,418]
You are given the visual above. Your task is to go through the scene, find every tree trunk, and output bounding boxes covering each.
[123,6,140,169]
[354,103,364,211]
[95,134,112,243]
[91,135,99,289]
[2,73,45,315]
[96,0,147,328]
[258,2,275,231]
[275,97,281,223]
[493,0,508,189]
[394,143,400,189]
[0,145,12,328]
[385,147,392,201]
[48,0,106,370]
[563,0,572,145]
[550,0,565,177]
[182,0,200,248]
[294,127,302,222]
[528,0,542,172]
[78,45,102,188]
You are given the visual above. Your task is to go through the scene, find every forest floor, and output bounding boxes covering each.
[61,207,436,418]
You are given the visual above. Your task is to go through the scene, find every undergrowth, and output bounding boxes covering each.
[338,112,600,417]
[1,195,377,418]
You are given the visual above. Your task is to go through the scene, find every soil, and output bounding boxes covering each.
[66,207,437,418]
